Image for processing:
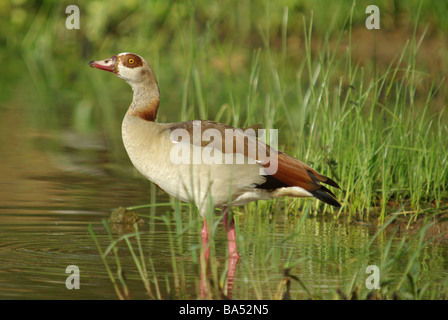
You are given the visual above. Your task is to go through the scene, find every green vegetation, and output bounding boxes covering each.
[2,0,448,299]
[3,0,447,221]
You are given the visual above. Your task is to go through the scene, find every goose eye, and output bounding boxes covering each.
[128,58,135,64]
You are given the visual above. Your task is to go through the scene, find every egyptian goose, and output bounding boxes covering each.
[89,53,341,261]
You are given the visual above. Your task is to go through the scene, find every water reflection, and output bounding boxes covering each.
[0,102,150,299]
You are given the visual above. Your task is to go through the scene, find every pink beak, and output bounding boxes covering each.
[89,56,117,72]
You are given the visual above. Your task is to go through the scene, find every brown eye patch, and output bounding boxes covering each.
[121,54,143,68]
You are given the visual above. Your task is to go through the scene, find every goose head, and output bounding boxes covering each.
[89,52,153,85]
[89,52,160,121]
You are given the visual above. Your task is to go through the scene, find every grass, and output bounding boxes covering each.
[3,0,448,300]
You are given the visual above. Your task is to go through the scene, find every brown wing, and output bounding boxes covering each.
[268,152,339,190]
[262,151,341,207]
[166,120,271,158]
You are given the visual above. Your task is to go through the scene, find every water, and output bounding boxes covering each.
[0,101,149,299]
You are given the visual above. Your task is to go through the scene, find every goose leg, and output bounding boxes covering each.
[201,219,210,260]
[200,219,210,298]
[222,207,239,259]
[222,207,239,298]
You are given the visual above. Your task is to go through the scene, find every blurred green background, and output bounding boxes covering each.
[3,0,448,127]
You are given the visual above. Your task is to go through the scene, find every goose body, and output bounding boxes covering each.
[89,52,341,260]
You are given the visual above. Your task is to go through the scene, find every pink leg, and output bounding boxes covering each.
[223,208,239,259]
[201,220,210,260]
[222,207,239,298]
[200,219,210,298]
